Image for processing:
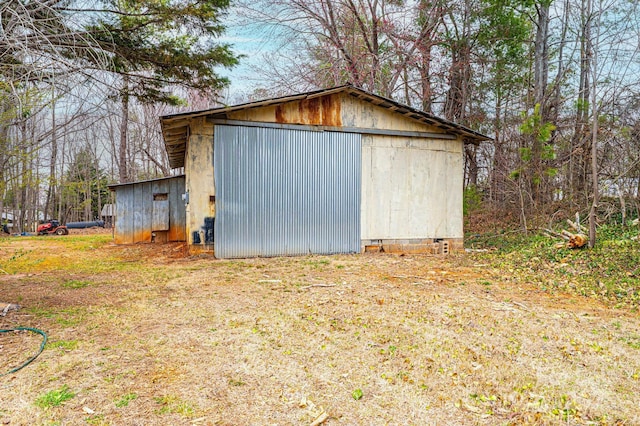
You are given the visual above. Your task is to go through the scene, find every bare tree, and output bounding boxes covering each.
[235,0,453,101]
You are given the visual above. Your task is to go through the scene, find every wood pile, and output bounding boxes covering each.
[543,217,588,249]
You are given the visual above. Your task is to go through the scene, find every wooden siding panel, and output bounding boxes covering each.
[228,95,342,127]
[340,93,451,135]
[114,187,132,244]
[168,177,187,242]
[152,200,170,231]
[273,95,342,126]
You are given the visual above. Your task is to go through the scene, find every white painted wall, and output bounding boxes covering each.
[361,134,464,240]
[184,118,215,245]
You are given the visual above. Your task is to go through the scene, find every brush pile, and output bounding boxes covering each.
[543,217,588,249]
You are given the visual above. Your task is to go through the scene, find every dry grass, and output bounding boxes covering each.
[1,235,639,425]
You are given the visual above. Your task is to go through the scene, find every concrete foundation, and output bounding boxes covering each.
[361,238,463,255]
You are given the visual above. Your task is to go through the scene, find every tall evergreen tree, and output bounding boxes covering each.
[2,0,239,182]
[2,0,238,102]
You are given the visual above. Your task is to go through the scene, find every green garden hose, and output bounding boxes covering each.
[0,327,48,376]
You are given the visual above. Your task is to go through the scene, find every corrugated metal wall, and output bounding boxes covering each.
[113,176,186,244]
[214,125,361,258]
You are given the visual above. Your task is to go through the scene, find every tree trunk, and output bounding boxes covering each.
[533,3,549,110]
[442,0,474,185]
[57,132,68,222]
[490,97,506,206]
[464,144,478,187]
[588,112,598,248]
[530,1,550,207]
[45,95,58,220]
[416,1,437,114]
[0,123,7,230]
[588,0,599,248]
[571,0,592,205]
[119,77,130,183]
[551,0,570,126]
[419,52,433,114]
[444,39,471,123]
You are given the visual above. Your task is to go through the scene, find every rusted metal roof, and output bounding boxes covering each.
[108,175,185,190]
[160,85,491,169]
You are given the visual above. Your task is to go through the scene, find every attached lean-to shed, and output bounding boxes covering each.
[158,85,490,258]
[108,175,186,244]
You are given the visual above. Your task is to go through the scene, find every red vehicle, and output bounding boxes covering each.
[37,220,69,235]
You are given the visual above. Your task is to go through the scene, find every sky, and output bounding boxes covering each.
[217,9,281,102]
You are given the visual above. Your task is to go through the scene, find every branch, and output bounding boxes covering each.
[300,284,336,290]
[142,148,170,176]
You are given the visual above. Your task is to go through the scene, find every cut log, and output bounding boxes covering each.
[543,225,588,249]
[568,234,588,249]
[561,229,574,239]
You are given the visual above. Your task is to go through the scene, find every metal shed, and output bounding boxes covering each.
[109,175,186,244]
[157,85,490,257]
[100,204,114,228]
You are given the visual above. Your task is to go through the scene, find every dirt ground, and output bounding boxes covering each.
[1,237,639,425]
